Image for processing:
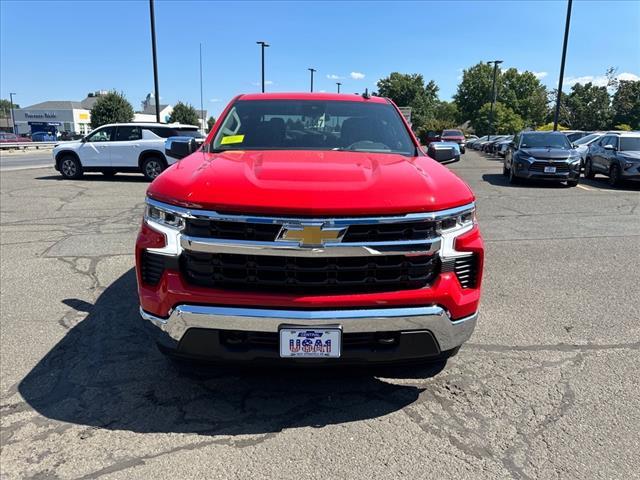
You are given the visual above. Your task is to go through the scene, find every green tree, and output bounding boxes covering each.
[206,116,216,132]
[453,62,495,126]
[169,102,200,125]
[537,122,569,131]
[473,102,524,136]
[612,80,640,129]
[89,91,134,129]
[0,99,19,117]
[565,82,612,130]
[454,63,548,130]
[376,73,439,133]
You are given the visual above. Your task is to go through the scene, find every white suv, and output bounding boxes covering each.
[53,123,202,180]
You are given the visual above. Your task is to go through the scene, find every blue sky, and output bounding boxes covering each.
[1,0,639,117]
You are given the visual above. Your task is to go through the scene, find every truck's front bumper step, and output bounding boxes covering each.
[140,305,477,364]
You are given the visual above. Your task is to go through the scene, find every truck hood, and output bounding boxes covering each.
[147,149,474,215]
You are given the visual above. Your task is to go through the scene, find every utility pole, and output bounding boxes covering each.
[9,93,16,135]
[554,0,573,131]
[199,43,205,133]
[256,41,269,92]
[336,82,341,93]
[308,68,316,92]
[487,59,503,141]
[149,0,160,123]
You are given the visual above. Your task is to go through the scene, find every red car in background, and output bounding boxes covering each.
[0,132,32,143]
[441,129,466,154]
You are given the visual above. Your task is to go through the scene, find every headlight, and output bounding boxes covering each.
[144,200,186,256]
[145,203,185,230]
[436,206,477,259]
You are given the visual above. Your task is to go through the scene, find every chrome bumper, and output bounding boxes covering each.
[140,305,477,352]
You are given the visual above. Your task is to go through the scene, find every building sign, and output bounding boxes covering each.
[25,112,57,119]
[398,107,412,125]
[78,113,89,120]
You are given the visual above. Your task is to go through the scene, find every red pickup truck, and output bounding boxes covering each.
[136,93,483,366]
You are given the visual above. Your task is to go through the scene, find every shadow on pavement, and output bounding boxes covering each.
[19,269,442,436]
[579,177,640,192]
[482,173,571,188]
[35,174,149,183]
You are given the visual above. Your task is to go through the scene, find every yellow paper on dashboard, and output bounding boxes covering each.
[220,135,245,145]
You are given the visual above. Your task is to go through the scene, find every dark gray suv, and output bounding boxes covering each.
[584,132,640,186]
[503,131,581,187]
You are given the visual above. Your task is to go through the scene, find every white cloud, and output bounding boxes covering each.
[532,71,548,79]
[617,72,640,82]
[350,72,365,80]
[326,74,344,80]
[209,98,221,103]
[251,80,275,86]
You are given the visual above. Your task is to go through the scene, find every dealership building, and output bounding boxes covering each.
[12,92,203,136]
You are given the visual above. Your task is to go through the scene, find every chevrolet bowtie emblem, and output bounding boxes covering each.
[278,224,347,247]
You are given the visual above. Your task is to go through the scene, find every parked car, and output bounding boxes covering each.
[52,123,202,180]
[478,135,505,152]
[563,130,591,143]
[138,92,484,366]
[503,131,581,186]
[584,132,640,186]
[423,130,441,145]
[31,131,57,142]
[440,129,466,153]
[572,132,604,169]
[0,132,32,143]
[482,135,509,153]
[495,136,515,157]
[470,135,489,150]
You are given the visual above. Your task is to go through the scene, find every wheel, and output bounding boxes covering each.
[461,147,466,154]
[567,179,579,187]
[101,169,117,178]
[584,158,595,179]
[59,155,83,179]
[609,163,622,187]
[508,163,519,184]
[141,157,166,181]
[502,163,509,176]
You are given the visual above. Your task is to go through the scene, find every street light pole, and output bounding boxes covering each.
[256,41,269,92]
[199,43,205,133]
[149,0,161,123]
[487,59,503,141]
[308,68,316,92]
[9,93,16,135]
[553,0,573,131]
[336,82,341,93]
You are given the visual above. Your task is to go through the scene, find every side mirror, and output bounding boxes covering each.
[603,144,616,151]
[427,143,460,164]
[166,136,198,159]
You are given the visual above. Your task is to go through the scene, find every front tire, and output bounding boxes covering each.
[584,158,595,179]
[59,156,83,180]
[141,157,166,181]
[508,164,519,184]
[567,179,579,187]
[609,164,622,187]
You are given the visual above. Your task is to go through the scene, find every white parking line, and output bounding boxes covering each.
[577,184,595,191]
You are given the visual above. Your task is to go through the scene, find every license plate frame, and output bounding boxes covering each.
[544,166,557,173]
[279,326,342,358]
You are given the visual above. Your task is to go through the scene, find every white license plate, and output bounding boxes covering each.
[279,327,341,358]
[544,166,556,173]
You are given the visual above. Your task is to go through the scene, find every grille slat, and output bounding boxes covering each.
[453,255,478,289]
[181,252,439,293]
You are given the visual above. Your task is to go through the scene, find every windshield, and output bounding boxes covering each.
[442,130,463,137]
[211,100,416,155]
[520,133,572,149]
[620,137,640,151]
[573,133,601,145]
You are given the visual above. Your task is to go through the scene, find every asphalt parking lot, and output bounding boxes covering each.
[1,151,639,479]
